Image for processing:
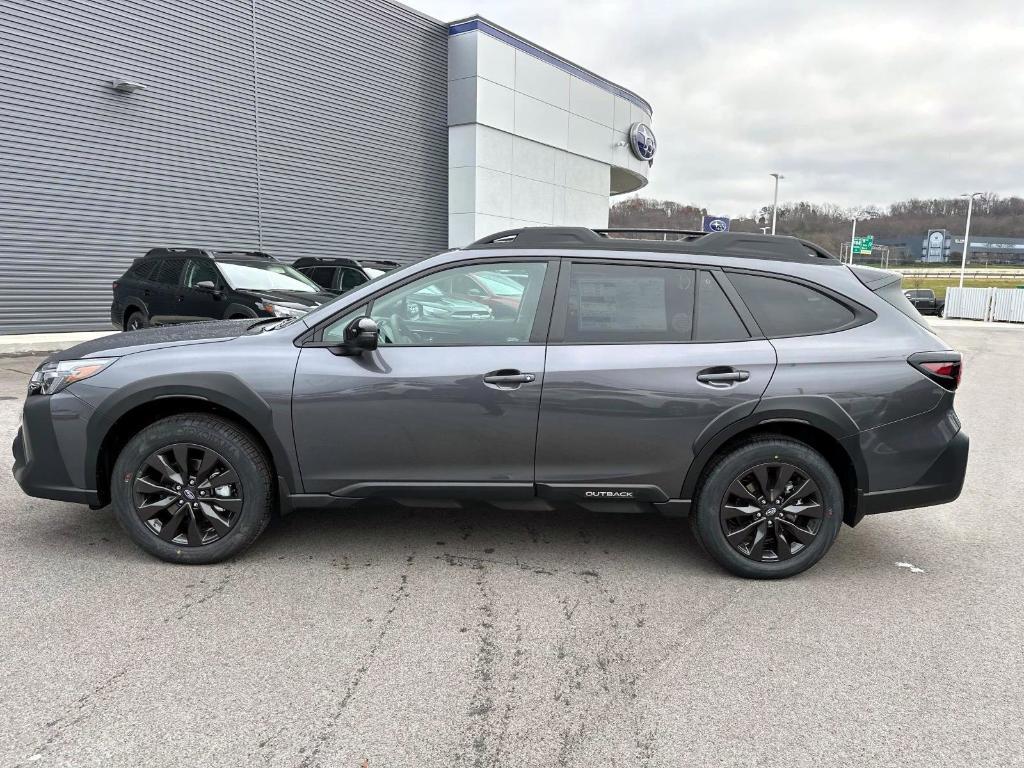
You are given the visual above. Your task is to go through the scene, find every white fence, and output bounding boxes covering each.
[945,287,1024,322]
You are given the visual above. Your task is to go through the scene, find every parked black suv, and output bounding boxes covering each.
[904,288,944,316]
[293,257,401,294]
[19,228,968,579]
[110,248,337,330]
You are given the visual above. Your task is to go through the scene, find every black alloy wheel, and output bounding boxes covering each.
[126,312,145,331]
[719,462,823,562]
[132,443,243,547]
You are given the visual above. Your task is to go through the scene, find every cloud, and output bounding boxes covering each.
[407,0,1024,215]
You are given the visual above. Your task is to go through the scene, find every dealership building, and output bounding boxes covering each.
[0,0,655,333]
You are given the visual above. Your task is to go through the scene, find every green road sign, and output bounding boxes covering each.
[852,235,874,255]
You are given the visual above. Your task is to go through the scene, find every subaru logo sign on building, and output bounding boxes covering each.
[628,122,657,162]
[702,215,731,233]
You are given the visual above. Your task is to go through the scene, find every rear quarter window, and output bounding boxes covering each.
[728,272,856,337]
[877,281,931,328]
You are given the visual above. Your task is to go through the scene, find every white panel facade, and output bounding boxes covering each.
[447,22,653,246]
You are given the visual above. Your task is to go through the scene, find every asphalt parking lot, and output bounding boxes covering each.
[1,321,1022,767]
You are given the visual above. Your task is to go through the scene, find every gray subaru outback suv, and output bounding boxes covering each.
[13,228,968,578]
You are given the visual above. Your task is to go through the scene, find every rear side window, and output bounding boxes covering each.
[152,258,185,286]
[729,273,855,337]
[875,281,931,328]
[695,271,749,341]
[564,263,695,343]
[128,261,156,280]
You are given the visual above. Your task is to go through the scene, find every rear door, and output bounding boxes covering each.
[535,262,777,502]
[146,258,186,324]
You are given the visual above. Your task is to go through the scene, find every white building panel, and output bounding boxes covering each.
[446,19,654,247]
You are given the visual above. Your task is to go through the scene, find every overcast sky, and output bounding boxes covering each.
[408,0,1024,216]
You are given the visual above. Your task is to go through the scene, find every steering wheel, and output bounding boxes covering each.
[376,313,414,345]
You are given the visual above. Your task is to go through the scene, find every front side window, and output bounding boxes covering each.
[339,268,368,292]
[184,259,219,288]
[301,267,335,289]
[322,262,548,346]
[729,272,856,337]
[218,260,321,293]
[564,263,695,343]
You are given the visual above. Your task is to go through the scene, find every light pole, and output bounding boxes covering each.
[959,192,983,288]
[769,173,784,235]
[849,216,858,264]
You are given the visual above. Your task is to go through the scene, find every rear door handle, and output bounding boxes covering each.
[483,369,536,389]
[697,369,750,386]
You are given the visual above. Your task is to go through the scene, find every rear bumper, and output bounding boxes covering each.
[12,395,101,507]
[110,302,123,330]
[860,429,969,516]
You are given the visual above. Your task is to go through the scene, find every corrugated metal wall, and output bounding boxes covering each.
[0,0,448,333]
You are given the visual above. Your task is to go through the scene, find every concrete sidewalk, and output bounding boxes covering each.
[0,330,116,357]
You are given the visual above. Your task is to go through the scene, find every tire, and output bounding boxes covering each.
[111,414,274,564]
[124,310,148,332]
[690,437,843,579]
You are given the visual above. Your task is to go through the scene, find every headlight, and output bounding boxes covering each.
[257,302,308,318]
[28,358,117,396]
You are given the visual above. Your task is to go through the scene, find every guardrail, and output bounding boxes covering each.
[898,270,1024,280]
[945,287,1024,322]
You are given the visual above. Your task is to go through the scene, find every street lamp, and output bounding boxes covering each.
[958,192,983,288]
[769,173,784,235]
[849,215,858,265]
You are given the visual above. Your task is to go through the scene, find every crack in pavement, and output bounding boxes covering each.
[287,555,415,768]
[15,565,239,766]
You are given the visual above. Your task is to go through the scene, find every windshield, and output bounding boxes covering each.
[218,260,321,293]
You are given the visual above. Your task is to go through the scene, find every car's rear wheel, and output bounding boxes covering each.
[691,437,843,579]
[124,310,148,332]
[111,414,273,564]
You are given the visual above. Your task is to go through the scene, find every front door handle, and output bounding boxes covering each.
[697,369,750,387]
[483,369,536,389]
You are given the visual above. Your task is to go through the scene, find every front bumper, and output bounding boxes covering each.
[12,394,101,507]
[860,429,969,516]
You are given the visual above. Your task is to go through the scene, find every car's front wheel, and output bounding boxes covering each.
[111,414,274,564]
[691,436,844,579]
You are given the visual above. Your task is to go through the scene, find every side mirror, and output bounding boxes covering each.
[195,280,222,297]
[343,316,379,354]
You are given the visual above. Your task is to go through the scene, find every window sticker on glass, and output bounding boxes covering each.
[576,276,667,332]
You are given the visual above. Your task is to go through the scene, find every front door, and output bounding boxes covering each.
[175,258,224,322]
[535,263,777,501]
[292,259,556,498]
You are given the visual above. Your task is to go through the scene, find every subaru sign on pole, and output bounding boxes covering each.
[702,215,731,233]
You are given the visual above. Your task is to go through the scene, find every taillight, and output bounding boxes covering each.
[112,281,119,290]
[909,353,962,390]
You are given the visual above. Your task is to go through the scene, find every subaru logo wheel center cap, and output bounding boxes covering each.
[183,489,196,501]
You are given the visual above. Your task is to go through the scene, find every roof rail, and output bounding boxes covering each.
[142,248,275,260]
[595,227,707,239]
[142,247,210,259]
[212,250,275,259]
[465,227,839,264]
